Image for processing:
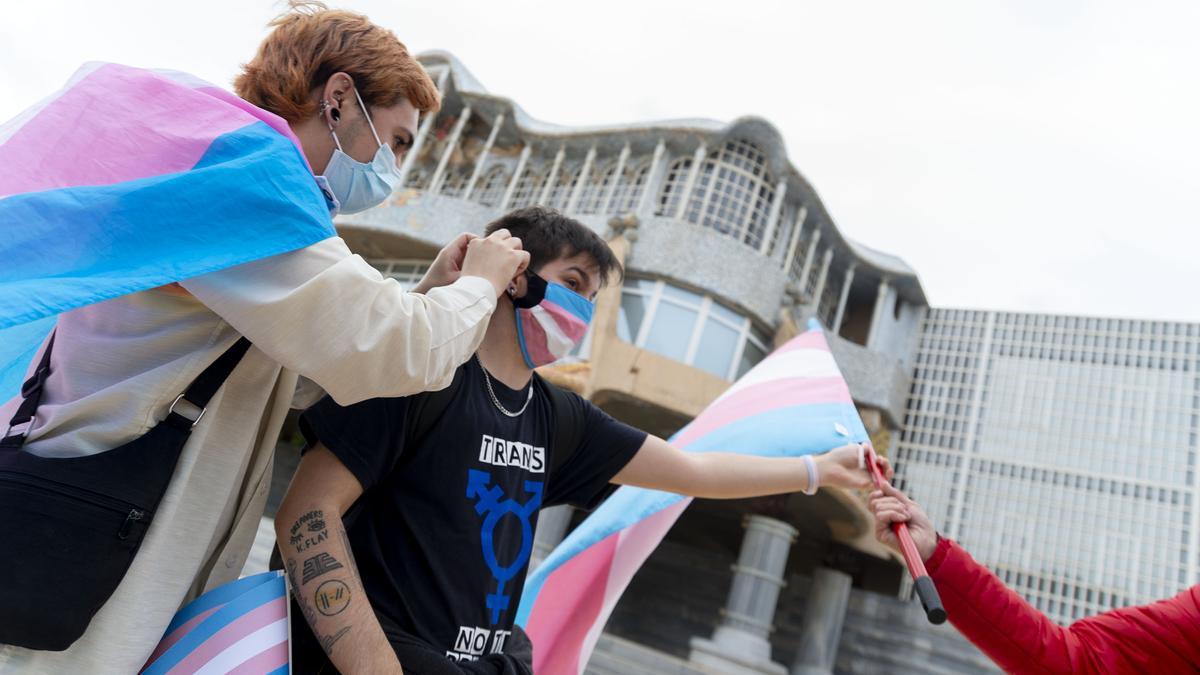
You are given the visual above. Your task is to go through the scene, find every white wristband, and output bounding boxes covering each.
[802,455,819,495]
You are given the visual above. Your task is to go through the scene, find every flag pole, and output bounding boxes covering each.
[864,444,946,625]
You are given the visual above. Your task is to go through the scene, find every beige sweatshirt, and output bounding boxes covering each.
[0,237,496,674]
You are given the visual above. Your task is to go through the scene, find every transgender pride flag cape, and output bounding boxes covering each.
[141,571,289,675]
[0,62,335,399]
[515,320,869,674]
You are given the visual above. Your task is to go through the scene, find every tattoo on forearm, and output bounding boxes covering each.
[289,510,329,552]
[315,579,352,616]
[340,527,359,570]
[302,551,344,584]
[319,625,352,654]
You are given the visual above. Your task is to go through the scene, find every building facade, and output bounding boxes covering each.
[250,51,1199,674]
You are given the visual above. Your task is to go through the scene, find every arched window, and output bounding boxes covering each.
[577,161,616,214]
[656,157,694,216]
[658,140,777,252]
[474,165,509,207]
[438,167,471,198]
[546,164,581,210]
[616,161,651,214]
[509,165,547,209]
[404,167,429,190]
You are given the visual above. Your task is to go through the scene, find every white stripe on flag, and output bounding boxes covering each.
[192,618,288,675]
[714,348,841,404]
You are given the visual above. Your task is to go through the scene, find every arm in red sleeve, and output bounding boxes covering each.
[927,537,1200,674]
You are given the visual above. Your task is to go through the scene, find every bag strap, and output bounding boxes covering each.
[1,335,252,448]
[0,333,56,449]
[162,338,253,431]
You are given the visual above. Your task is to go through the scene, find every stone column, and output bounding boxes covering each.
[865,278,891,351]
[782,206,809,273]
[566,145,596,212]
[636,139,668,217]
[673,142,708,220]
[428,105,472,194]
[529,504,573,572]
[831,264,857,335]
[602,142,631,214]
[538,144,566,205]
[790,567,852,675]
[394,69,448,188]
[499,145,532,211]
[689,515,797,675]
[806,250,834,320]
[462,112,504,201]
[758,179,788,254]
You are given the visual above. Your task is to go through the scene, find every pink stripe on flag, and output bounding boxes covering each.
[771,329,831,356]
[674,376,852,448]
[166,597,286,675]
[519,314,557,365]
[142,606,222,669]
[225,641,289,675]
[0,64,253,195]
[575,499,692,674]
[527,531,620,675]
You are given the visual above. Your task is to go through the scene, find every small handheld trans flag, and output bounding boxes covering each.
[516,320,871,674]
[141,571,290,675]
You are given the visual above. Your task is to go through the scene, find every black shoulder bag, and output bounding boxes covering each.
[0,335,251,651]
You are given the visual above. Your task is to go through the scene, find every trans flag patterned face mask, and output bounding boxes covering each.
[512,271,594,368]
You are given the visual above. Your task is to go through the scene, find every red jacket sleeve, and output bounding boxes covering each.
[926,537,1200,674]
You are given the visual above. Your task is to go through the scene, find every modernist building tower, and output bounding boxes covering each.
[252,52,1199,674]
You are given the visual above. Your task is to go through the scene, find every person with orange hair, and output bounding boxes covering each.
[0,3,523,672]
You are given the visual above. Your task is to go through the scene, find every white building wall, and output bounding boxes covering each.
[894,308,1200,623]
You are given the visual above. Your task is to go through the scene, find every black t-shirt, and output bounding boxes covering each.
[291,359,647,670]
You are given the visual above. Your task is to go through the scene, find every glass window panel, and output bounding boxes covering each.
[736,340,767,378]
[659,283,703,307]
[694,317,740,378]
[643,302,698,362]
[708,301,743,327]
[619,291,650,343]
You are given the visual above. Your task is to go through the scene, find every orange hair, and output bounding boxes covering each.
[234,1,440,123]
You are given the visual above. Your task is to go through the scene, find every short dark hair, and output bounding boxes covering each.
[484,207,624,286]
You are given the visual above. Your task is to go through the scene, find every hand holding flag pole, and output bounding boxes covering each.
[863,443,947,625]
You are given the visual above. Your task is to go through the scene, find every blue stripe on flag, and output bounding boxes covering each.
[0,120,334,400]
[163,570,284,636]
[143,572,287,675]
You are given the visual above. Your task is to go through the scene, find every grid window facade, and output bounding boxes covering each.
[617,277,771,381]
[894,309,1200,624]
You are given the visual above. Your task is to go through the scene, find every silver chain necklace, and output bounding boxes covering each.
[477,356,533,417]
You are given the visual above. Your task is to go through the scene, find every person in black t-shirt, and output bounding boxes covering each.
[275,207,891,674]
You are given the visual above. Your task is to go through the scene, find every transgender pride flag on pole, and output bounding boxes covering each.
[515,320,869,674]
[141,571,290,675]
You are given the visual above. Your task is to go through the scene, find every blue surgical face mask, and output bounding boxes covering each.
[321,87,399,215]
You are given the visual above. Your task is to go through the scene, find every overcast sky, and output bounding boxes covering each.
[3,1,1197,322]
